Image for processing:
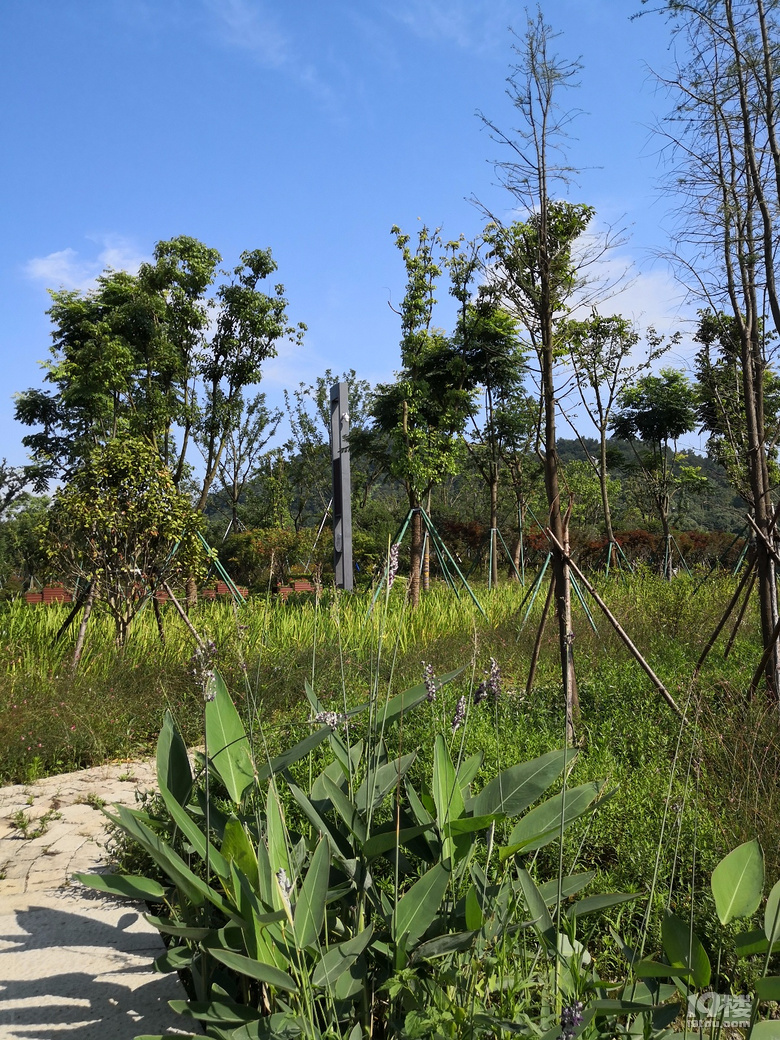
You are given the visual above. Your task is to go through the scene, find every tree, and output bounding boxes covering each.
[694,310,780,504]
[44,438,206,648]
[207,392,282,535]
[0,460,34,521]
[358,225,475,606]
[15,236,303,510]
[610,369,704,576]
[564,315,671,546]
[646,0,780,690]
[477,11,607,738]
[448,241,527,584]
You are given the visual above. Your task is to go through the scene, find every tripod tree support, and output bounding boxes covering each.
[369,507,486,619]
[546,529,681,717]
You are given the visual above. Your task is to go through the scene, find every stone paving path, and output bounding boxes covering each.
[0,759,197,1038]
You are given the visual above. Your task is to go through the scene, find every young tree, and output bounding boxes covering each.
[694,310,780,504]
[448,242,527,585]
[610,369,704,577]
[208,392,283,534]
[563,315,671,546]
[358,225,475,606]
[44,438,206,649]
[283,370,374,531]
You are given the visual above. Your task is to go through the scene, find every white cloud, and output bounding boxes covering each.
[24,236,149,292]
[387,0,515,53]
[203,0,340,112]
[204,0,289,67]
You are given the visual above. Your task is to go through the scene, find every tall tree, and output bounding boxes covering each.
[647,0,780,691]
[477,12,608,738]
[15,236,303,510]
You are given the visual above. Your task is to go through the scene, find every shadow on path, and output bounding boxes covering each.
[0,893,198,1038]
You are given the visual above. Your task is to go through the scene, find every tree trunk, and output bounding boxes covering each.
[490,468,499,587]
[71,582,96,672]
[408,503,423,608]
[599,432,615,546]
[541,296,579,743]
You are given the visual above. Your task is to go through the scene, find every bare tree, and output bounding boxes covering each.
[648,0,780,693]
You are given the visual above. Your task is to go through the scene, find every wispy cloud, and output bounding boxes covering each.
[24,236,149,292]
[203,0,341,113]
[386,0,515,54]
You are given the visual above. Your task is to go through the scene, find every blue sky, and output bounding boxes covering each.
[0,0,696,466]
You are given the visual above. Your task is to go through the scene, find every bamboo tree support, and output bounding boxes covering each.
[693,554,756,678]
[526,576,555,695]
[745,516,780,697]
[367,507,486,617]
[518,554,552,627]
[725,569,756,659]
[162,582,206,650]
[604,539,634,580]
[487,527,523,588]
[71,581,96,672]
[546,529,682,716]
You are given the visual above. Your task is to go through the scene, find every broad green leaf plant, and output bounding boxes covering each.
[78,666,631,1040]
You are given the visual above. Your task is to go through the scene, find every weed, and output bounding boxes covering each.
[10,807,62,839]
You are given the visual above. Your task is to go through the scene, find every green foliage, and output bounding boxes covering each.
[14,235,303,507]
[81,668,634,1039]
[695,310,780,505]
[44,437,206,641]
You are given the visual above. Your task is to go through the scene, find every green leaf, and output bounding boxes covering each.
[73,872,166,902]
[566,892,640,919]
[156,775,230,880]
[145,915,214,941]
[756,976,780,1000]
[169,999,263,1025]
[293,836,330,949]
[764,878,780,945]
[222,816,260,892]
[266,784,293,880]
[457,751,483,793]
[355,752,416,814]
[393,862,451,951]
[517,867,554,944]
[465,884,482,930]
[736,928,775,957]
[633,959,693,979]
[320,773,367,844]
[751,1022,780,1040]
[711,839,764,925]
[255,727,331,785]
[661,910,711,989]
[538,871,596,905]
[157,710,192,806]
[208,948,299,993]
[204,671,254,804]
[432,734,464,825]
[362,824,431,860]
[505,781,603,853]
[311,925,373,988]
[413,930,478,960]
[377,669,463,728]
[472,748,575,817]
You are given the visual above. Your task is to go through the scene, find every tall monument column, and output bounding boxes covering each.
[330,381,353,591]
